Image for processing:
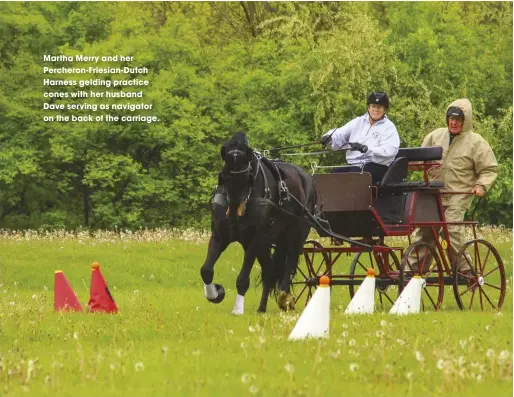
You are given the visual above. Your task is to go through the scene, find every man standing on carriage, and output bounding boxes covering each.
[320,91,400,185]
[410,98,498,275]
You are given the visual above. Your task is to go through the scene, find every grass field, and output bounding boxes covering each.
[0,228,512,397]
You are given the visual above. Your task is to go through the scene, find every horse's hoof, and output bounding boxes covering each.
[257,307,267,313]
[207,284,225,304]
[277,291,295,311]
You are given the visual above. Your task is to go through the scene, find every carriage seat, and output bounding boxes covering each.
[375,146,444,225]
[396,146,442,162]
[378,146,444,189]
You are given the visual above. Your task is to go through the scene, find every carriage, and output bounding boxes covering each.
[288,146,506,312]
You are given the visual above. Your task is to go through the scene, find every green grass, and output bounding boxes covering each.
[0,229,512,396]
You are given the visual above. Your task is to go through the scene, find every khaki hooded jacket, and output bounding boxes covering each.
[421,98,498,209]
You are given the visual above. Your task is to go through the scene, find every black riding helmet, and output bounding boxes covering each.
[446,106,465,125]
[367,92,389,109]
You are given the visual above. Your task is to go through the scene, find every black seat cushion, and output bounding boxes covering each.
[379,157,408,186]
[395,146,443,162]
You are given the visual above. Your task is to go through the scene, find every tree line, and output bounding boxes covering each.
[0,2,511,229]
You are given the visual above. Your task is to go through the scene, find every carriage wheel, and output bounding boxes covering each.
[452,239,506,311]
[291,240,331,308]
[400,242,444,311]
[349,250,401,311]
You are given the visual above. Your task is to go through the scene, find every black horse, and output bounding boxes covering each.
[200,132,318,314]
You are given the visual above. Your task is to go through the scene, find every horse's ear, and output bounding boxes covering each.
[220,145,226,160]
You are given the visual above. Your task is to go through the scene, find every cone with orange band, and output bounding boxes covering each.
[288,275,331,340]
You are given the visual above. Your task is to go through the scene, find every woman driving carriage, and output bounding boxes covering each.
[320,92,400,185]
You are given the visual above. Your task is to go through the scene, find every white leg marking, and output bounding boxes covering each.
[204,283,218,300]
[232,294,244,315]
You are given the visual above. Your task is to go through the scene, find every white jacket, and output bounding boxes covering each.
[323,113,400,166]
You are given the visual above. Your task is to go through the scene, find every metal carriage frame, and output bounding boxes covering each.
[291,146,506,312]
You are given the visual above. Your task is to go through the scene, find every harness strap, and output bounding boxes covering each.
[261,157,290,205]
[255,155,271,199]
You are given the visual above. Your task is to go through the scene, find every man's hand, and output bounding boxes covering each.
[472,185,485,197]
[349,142,368,153]
[320,135,332,147]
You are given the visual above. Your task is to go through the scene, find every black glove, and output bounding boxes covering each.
[320,135,332,147]
[349,142,368,153]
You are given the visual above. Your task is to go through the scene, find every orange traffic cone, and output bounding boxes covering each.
[88,262,118,314]
[54,271,83,312]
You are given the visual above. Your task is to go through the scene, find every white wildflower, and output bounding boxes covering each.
[349,363,359,372]
[415,351,424,362]
[135,362,144,372]
[498,350,509,364]
[486,348,495,358]
[284,363,295,374]
[330,349,341,358]
[437,359,445,370]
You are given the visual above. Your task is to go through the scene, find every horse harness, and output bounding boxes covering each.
[212,152,291,217]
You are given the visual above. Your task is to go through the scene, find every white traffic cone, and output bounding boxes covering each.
[390,276,424,315]
[288,276,331,340]
[344,268,375,314]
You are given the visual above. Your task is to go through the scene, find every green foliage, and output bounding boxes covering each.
[0,2,511,229]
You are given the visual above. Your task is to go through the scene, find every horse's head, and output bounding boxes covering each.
[220,132,254,217]
[220,132,253,172]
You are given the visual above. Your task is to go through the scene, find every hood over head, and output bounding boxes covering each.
[446,98,472,133]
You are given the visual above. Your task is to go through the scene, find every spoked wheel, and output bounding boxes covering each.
[292,240,331,308]
[400,242,444,311]
[452,239,506,311]
[349,249,401,311]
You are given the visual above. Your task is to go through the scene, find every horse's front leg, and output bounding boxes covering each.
[232,241,259,315]
[201,234,229,303]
